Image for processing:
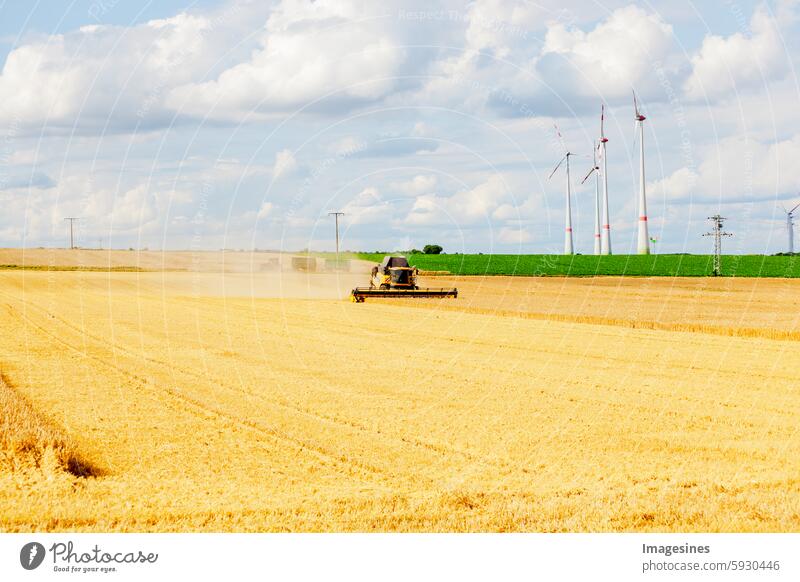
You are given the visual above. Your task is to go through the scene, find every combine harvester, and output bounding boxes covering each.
[350,256,457,303]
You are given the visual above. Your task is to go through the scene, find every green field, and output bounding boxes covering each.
[345,254,800,277]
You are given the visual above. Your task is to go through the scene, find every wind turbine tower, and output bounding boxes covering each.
[599,105,612,255]
[549,124,575,255]
[783,202,799,253]
[580,150,601,254]
[633,92,650,255]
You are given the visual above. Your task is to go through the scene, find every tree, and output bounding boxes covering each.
[423,244,443,254]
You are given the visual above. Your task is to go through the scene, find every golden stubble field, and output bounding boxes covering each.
[1,257,799,532]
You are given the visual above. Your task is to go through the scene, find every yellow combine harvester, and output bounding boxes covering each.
[351,256,458,302]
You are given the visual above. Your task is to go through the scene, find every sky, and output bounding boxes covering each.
[0,0,799,254]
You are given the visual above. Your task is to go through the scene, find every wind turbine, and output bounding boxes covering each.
[549,124,575,255]
[580,148,601,255]
[633,91,650,255]
[782,201,800,253]
[599,105,612,254]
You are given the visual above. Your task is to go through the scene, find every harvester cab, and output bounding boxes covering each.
[351,255,457,302]
[370,256,418,290]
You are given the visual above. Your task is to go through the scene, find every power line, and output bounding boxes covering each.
[702,215,732,276]
[63,217,80,249]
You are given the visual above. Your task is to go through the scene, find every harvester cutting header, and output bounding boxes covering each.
[350,256,458,302]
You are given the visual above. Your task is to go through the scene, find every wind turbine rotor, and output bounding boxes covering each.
[581,164,599,185]
[553,122,568,153]
[633,91,646,121]
[548,154,567,180]
[599,104,608,143]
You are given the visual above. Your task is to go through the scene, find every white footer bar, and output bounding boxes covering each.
[1,533,797,581]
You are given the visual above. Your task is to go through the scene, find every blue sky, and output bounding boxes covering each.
[0,1,216,34]
[0,0,798,254]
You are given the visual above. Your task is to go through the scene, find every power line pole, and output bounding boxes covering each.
[703,215,732,276]
[328,212,344,263]
[64,217,79,249]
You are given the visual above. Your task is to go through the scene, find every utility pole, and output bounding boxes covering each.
[328,212,344,263]
[703,215,732,276]
[64,217,79,249]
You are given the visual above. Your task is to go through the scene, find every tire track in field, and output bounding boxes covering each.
[82,294,512,480]
[386,300,800,342]
[193,297,798,445]
[8,291,513,478]
[5,289,512,489]
[318,299,798,412]
[282,301,800,470]
[0,296,399,491]
[418,322,799,412]
[5,308,392,490]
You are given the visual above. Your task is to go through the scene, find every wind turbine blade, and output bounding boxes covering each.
[632,120,639,151]
[553,123,567,153]
[581,166,598,184]
[548,155,567,180]
[790,201,800,214]
[600,104,605,138]
[633,90,640,117]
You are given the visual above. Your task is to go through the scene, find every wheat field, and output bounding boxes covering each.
[1,263,799,532]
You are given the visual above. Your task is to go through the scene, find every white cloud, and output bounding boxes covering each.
[464,0,543,57]
[341,187,394,225]
[145,13,213,71]
[84,184,159,232]
[405,175,509,226]
[273,149,297,179]
[650,134,800,202]
[0,35,88,124]
[493,193,541,221]
[0,13,220,127]
[0,4,274,129]
[684,4,790,100]
[411,122,430,137]
[650,167,699,202]
[257,201,274,219]
[540,5,674,97]
[9,150,40,165]
[168,0,407,117]
[328,136,367,156]
[497,226,532,244]
[391,174,438,197]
